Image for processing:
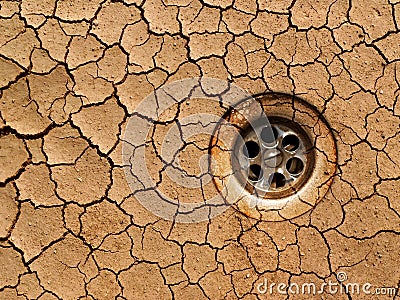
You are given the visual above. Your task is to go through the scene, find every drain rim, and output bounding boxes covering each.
[210,93,337,221]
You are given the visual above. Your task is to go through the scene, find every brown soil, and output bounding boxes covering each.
[1,0,400,299]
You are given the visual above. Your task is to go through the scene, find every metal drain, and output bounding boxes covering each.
[210,93,337,221]
[236,117,315,198]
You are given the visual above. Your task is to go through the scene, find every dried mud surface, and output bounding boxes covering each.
[1,0,400,299]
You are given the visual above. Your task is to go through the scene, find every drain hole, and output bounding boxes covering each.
[260,126,278,144]
[249,164,263,181]
[243,141,260,158]
[269,172,286,188]
[286,157,304,176]
[282,134,300,152]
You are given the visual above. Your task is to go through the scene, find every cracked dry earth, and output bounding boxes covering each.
[1,0,400,299]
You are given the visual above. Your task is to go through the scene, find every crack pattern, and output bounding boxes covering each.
[0,0,400,299]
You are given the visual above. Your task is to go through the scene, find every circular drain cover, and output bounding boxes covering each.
[210,93,337,221]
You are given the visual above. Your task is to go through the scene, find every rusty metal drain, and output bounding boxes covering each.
[210,93,337,221]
